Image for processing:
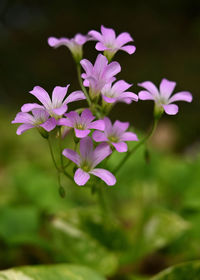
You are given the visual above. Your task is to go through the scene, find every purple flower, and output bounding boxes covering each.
[80,54,121,98]
[58,109,105,138]
[101,80,138,104]
[138,79,193,115]
[62,137,116,186]
[88,25,136,60]
[93,117,138,152]
[21,85,86,119]
[48,34,91,62]
[12,108,56,135]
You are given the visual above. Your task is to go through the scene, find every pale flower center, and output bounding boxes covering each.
[108,135,119,143]
[76,123,86,130]
[80,160,92,172]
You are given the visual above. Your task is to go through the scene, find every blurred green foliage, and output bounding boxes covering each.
[1,108,200,279]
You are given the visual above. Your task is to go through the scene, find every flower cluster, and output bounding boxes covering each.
[12,25,192,189]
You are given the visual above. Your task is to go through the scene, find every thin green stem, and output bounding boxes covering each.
[58,127,64,168]
[62,169,74,181]
[113,117,159,175]
[47,137,59,171]
[77,64,91,106]
[47,134,74,183]
[96,184,110,218]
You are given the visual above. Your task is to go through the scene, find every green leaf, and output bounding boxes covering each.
[0,206,40,245]
[49,216,118,276]
[0,264,105,280]
[120,207,189,264]
[151,260,200,280]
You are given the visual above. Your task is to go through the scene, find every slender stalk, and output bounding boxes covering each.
[77,64,91,106]
[113,117,159,175]
[47,134,74,182]
[47,137,59,171]
[58,127,64,168]
[96,184,110,218]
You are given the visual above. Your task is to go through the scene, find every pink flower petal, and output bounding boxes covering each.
[79,136,93,160]
[112,80,132,93]
[29,86,52,108]
[119,91,138,102]
[116,32,133,47]
[112,142,128,152]
[93,143,112,167]
[32,108,49,121]
[21,103,44,112]
[102,95,116,103]
[96,42,107,51]
[48,37,70,48]
[57,118,73,127]
[138,81,159,97]
[92,131,108,142]
[52,104,68,116]
[90,168,116,186]
[74,33,90,45]
[80,59,93,76]
[104,117,113,135]
[94,54,108,76]
[12,112,35,124]
[81,109,95,124]
[64,90,86,104]
[88,120,105,130]
[105,61,121,79]
[74,128,90,138]
[163,104,179,115]
[65,111,79,125]
[138,90,155,100]
[40,117,57,132]
[121,132,138,141]
[159,78,176,99]
[101,25,116,44]
[120,45,136,54]
[62,149,80,165]
[169,91,193,103]
[88,30,103,41]
[74,168,90,186]
[52,85,69,107]
[16,124,35,135]
[113,120,129,132]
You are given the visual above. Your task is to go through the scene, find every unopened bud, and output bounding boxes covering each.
[59,186,66,198]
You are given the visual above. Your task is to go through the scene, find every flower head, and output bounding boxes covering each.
[58,109,105,138]
[12,108,56,135]
[80,54,121,98]
[101,80,138,104]
[62,137,116,186]
[48,34,91,62]
[138,79,193,115]
[88,25,136,61]
[93,117,138,152]
[21,85,86,119]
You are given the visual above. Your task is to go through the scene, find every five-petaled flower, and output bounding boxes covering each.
[62,137,116,186]
[101,80,138,104]
[48,34,91,62]
[12,108,56,135]
[80,54,121,98]
[58,109,105,138]
[93,117,138,152]
[138,78,193,115]
[21,85,86,119]
[89,25,136,61]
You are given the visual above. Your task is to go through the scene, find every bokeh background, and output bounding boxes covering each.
[0,1,200,279]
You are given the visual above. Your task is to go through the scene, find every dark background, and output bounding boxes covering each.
[0,0,199,150]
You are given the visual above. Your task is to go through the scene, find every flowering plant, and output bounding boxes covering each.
[12,25,192,199]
